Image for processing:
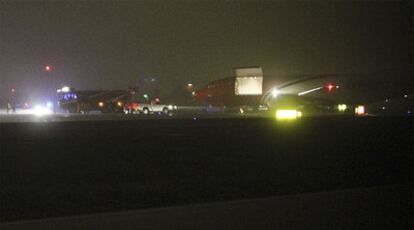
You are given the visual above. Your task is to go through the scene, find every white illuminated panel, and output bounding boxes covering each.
[235,67,263,77]
[235,77,263,95]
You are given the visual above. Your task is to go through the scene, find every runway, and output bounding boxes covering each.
[1,116,412,227]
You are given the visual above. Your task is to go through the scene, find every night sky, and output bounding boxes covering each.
[0,1,412,102]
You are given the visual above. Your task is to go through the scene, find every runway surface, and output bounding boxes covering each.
[1,116,412,228]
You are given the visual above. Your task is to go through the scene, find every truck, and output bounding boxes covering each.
[124,98,177,115]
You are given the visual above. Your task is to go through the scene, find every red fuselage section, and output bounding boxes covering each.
[194,77,262,107]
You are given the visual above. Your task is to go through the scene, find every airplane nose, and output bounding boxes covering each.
[193,90,205,101]
[193,90,201,97]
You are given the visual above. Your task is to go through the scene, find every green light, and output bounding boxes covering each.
[276,109,302,120]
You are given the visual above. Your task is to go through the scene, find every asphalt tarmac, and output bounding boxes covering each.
[1,116,412,227]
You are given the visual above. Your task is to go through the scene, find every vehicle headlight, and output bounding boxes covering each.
[32,105,53,116]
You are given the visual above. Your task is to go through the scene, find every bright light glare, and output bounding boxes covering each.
[276,110,302,119]
[33,105,53,116]
[117,101,122,107]
[98,102,104,107]
[355,105,365,115]
[338,104,347,111]
[298,87,323,96]
[61,86,70,92]
[46,101,53,108]
[271,89,279,98]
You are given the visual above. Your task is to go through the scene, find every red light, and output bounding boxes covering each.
[326,84,335,92]
[45,65,52,72]
[132,102,139,110]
